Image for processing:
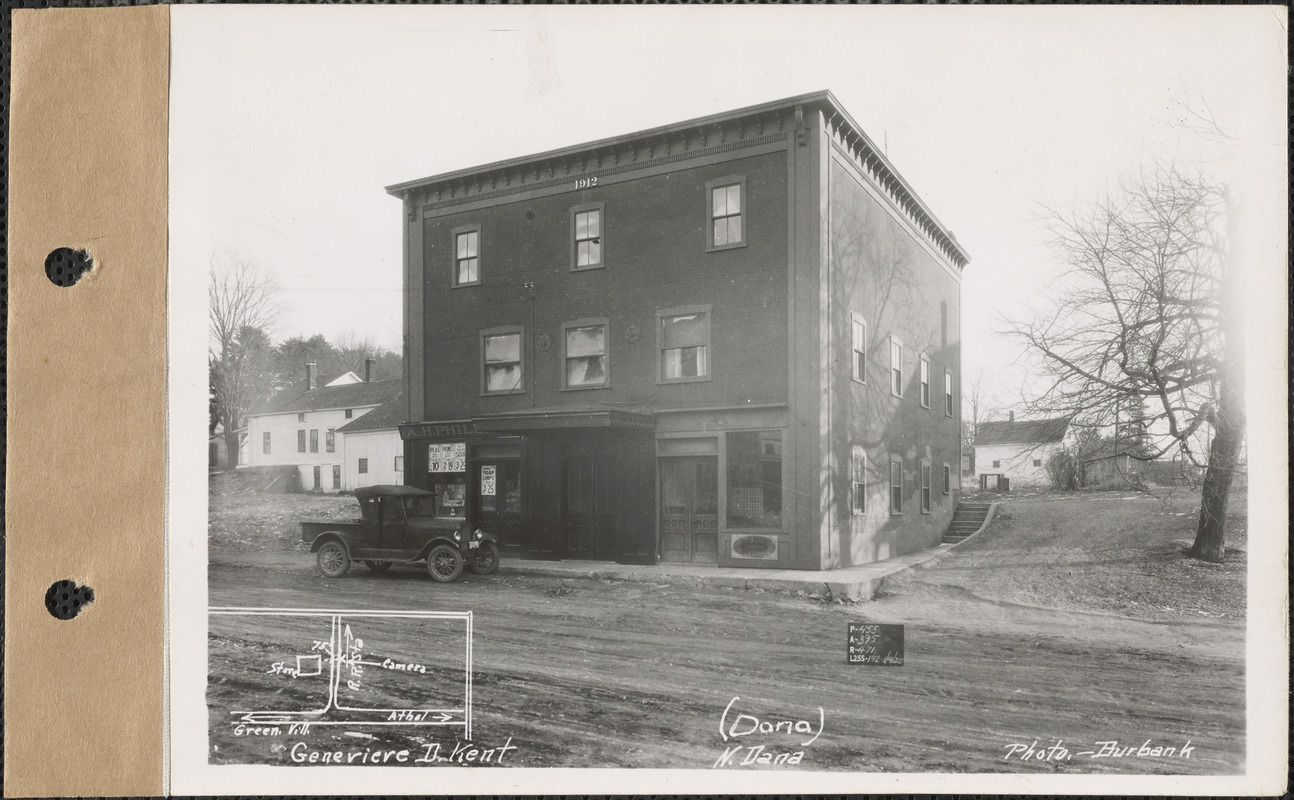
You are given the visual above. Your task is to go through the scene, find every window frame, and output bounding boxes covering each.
[704,175,748,252]
[945,370,955,417]
[309,429,319,453]
[919,354,931,408]
[344,408,354,419]
[889,455,904,515]
[850,313,868,385]
[451,224,482,288]
[570,202,606,272]
[656,305,713,385]
[850,445,867,516]
[297,429,306,453]
[325,428,335,453]
[358,457,369,475]
[724,429,786,531]
[920,461,932,514]
[297,412,306,423]
[394,456,404,472]
[993,459,1001,468]
[889,335,904,397]
[942,463,951,495]
[560,317,611,391]
[262,431,271,455]
[480,325,526,396]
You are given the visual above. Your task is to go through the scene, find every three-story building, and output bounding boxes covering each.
[386,91,969,570]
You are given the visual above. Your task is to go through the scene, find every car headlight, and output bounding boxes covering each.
[474,530,483,540]
[453,531,461,541]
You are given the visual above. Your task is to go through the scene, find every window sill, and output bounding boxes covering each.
[851,377,867,386]
[560,384,610,392]
[570,263,606,273]
[452,281,482,289]
[480,389,526,397]
[657,374,712,386]
[705,240,748,254]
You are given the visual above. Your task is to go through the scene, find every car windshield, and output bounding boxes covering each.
[402,496,439,519]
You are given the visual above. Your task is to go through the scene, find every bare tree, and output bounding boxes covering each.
[1007,163,1242,562]
[333,330,382,377]
[210,253,281,468]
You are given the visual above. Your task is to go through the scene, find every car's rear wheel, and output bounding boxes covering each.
[317,541,351,578]
[362,560,393,573]
[426,544,464,583]
[468,542,500,575]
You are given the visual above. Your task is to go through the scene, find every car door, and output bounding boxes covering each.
[378,496,407,549]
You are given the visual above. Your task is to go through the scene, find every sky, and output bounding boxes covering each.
[171,5,1287,415]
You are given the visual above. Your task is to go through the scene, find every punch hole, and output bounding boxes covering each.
[45,247,94,288]
[45,579,94,620]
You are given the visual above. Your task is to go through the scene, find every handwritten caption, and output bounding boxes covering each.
[712,696,824,768]
[1004,738,1195,762]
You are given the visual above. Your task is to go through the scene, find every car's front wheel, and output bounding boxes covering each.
[426,544,464,583]
[468,541,500,575]
[317,541,351,578]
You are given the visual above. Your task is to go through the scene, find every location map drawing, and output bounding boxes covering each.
[208,608,473,741]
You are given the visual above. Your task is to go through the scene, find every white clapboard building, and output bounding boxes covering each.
[240,362,401,492]
[337,391,405,491]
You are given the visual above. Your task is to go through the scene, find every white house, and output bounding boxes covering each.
[337,392,404,491]
[240,362,401,493]
[973,415,1069,489]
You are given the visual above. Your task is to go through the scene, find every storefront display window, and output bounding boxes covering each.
[726,430,783,529]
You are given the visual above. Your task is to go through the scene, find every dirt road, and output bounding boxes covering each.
[208,553,1243,774]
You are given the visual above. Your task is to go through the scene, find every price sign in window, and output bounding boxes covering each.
[480,465,497,496]
[428,442,467,472]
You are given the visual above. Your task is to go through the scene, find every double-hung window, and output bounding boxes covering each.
[890,336,904,397]
[890,457,903,515]
[706,176,746,250]
[920,461,932,513]
[571,205,604,270]
[453,226,481,286]
[919,355,931,408]
[263,432,271,454]
[943,464,951,495]
[325,429,335,453]
[562,319,609,389]
[851,314,867,384]
[658,306,711,383]
[297,429,306,453]
[851,446,867,515]
[945,370,955,416]
[481,327,524,395]
[309,429,319,453]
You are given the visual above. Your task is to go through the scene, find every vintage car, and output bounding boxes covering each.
[300,485,499,582]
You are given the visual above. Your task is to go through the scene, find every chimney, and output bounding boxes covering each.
[305,362,317,391]
[1009,410,1015,423]
[364,357,376,383]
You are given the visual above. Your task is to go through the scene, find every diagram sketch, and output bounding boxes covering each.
[208,608,472,754]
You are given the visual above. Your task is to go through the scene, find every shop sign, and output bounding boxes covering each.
[428,442,466,472]
[480,465,497,496]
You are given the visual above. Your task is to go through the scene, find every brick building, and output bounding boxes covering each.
[385,91,969,569]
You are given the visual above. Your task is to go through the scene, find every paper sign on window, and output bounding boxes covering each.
[480,465,497,496]
[428,442,466,472]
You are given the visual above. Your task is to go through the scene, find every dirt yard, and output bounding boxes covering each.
[207,489,1245,773]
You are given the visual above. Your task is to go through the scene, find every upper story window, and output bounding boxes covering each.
[658,306,711,383]
[890,336,904,397]
[263,432,271,454]
[297,412,306,422]
[919,354,931,408]
[453,225,481,287]
[325,429,336,453]
[297,429,306,453]
[945,370,955,416]
[481,327,524,395]
[571,205,604,271]
[851,314,867,384]
[344,409,354,419]
[562,319,609,389]
[706,176,747,251]
[309,429,319,453]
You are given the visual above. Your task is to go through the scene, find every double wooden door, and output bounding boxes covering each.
[562,458,618,559]
[659,457,719,564]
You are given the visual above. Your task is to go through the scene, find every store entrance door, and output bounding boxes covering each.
[562,458,618,559]
[659,457,719,564]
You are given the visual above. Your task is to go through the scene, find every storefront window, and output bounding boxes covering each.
[429,475,467,519]
[726,430,783,529]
